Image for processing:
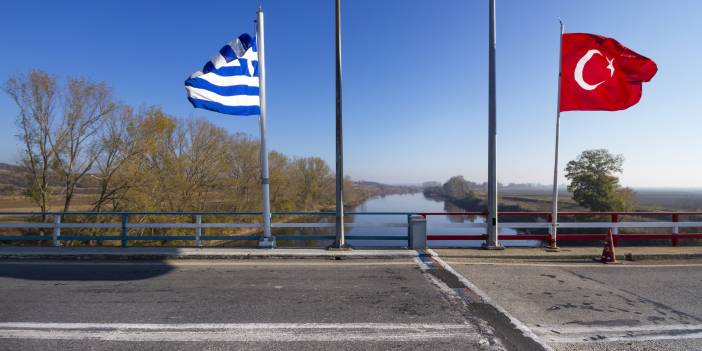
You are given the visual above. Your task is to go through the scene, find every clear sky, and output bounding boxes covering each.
[1,0,700,187]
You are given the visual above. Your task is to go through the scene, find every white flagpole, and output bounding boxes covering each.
[485,0,501,249]
[549,20,564,250]
[256,7,274,248]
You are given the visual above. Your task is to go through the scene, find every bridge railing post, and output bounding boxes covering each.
[611,213,619,246]
[195,215,202,248]
[408,215,427,250]
[672,213,679,247]
[121,214,129,248]
[52,215,61,247]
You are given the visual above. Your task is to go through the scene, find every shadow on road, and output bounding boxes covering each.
[0,260,176,281]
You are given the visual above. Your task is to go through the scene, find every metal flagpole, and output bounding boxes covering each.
[484,0,502,249]
[256,7,274,248]
[332,0,347,249]
[548,20,564,251]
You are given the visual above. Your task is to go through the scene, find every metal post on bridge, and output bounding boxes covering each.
[672,213,679,247]
[121,214,129,248]
[256,7,275,249]
[408,215,427,250]
[331,0,349,250]
[52,215,61,247]
[195,215,202,248]
[611,213,619,247]
[484,0,502,250]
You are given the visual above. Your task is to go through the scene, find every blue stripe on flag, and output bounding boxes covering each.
[206,64,257,77]
[188,97,260,116]
[185,77,259,96]
[238,34,254,50]
[202,61,215,74]
[219,45,237,62]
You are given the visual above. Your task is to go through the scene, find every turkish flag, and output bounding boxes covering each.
[560,33,657,112]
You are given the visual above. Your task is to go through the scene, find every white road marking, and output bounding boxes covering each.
[444,261,702,268]
[430,256,555,351]
[0,322,477,342]
[413,257,431,271]
[533,324,702,343]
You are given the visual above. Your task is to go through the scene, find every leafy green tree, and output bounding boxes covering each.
[565,149,636,211]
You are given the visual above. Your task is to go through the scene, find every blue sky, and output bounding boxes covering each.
[1,0,700,187]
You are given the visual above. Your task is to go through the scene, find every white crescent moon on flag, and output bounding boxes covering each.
[574,49,615,91]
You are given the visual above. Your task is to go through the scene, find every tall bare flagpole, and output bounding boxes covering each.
[332,0,347,249]
[256,7,274,248]
[549,20,564,250]
[485,0,501,249]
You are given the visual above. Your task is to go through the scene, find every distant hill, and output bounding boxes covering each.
[0,161,420,201]
[0,163,27,195]
[0,162,98,196]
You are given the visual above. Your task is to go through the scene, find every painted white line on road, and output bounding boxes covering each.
[0,322,478,342]
[534,323,702,334]
[413,257,431,271]
[430,256,555,351]
[532,324,702,343]
[444,261,702,268]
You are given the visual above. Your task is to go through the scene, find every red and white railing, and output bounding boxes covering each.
[418,211,702,247]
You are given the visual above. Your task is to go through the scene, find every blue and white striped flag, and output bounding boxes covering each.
[185,34,260,116]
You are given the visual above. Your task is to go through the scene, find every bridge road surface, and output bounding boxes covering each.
[0,258,509,351]
[445,257,702,351]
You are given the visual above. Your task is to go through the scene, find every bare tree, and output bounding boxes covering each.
[92,105,138,212]
[181,119,230,210]
[52,78,116,212]
[4,70,57,219]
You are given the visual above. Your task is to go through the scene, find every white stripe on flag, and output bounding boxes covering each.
[185,86,260,106]
[198,73,260,88]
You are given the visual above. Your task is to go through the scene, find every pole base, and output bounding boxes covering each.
[258,236,276,249]
[482,243,505,250]
[327,242,352,251]
[544,245,560,252]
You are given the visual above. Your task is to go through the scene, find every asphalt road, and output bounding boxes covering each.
[0,259,506,351]
[447,258,702,351]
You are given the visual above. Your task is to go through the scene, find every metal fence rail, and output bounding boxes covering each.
[419,211,702,247]
[2,211,702,248]
[0,211,413,247]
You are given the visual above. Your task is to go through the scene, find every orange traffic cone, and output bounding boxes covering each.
[599,228,617,264]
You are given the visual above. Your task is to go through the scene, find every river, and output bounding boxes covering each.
[344,192,540,248]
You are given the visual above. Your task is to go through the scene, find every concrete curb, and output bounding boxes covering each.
[0,248,419,261]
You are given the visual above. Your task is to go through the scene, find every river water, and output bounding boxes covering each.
[344,192,540,248]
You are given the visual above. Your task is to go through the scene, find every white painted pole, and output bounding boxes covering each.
[256,7,274,248]
[485,0,501,249]
[549,21,564,250]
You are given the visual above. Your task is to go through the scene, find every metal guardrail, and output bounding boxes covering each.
[0,211,413,247]
[419,211,702,247]
[2,211,702,248]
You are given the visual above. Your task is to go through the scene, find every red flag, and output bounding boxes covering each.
[559,33,657,112]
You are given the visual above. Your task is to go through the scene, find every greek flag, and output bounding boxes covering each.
[185,34,260,115]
